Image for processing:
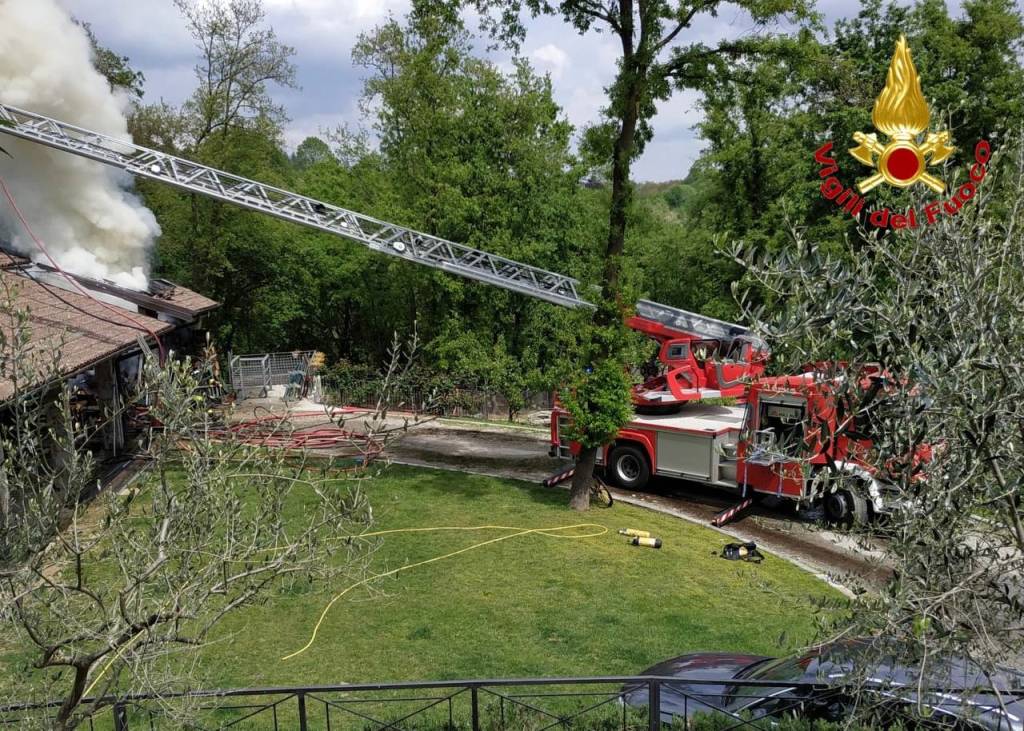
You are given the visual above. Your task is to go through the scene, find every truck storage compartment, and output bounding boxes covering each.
[656,431,713,480]
[718,439,739,483]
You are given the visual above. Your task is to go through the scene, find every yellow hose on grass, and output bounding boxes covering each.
[282,522,608,661]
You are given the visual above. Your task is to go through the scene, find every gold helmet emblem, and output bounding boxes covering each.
[849,35,956,193]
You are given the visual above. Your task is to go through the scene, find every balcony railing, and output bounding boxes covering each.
[0,675,837,730]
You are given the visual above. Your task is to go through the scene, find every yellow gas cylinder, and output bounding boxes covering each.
[628,536,662,549]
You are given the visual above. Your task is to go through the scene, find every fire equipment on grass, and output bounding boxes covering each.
[628,536,663,549]
[720,541,763,563]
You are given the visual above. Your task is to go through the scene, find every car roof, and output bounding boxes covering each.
[794,640,1024,727]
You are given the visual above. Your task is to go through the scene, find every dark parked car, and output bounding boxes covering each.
[623,640,1024,729]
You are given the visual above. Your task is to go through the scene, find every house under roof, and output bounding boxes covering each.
[0,245,219,403]
[0,269,174,402]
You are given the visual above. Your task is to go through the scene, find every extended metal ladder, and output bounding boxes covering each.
[0,103,590,310]
[633,299,749,341]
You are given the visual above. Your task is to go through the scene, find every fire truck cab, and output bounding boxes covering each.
[551,371,883,523]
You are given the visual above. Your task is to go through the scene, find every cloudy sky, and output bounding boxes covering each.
[59,0,924,181]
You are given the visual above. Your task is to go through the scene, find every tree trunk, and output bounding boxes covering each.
[601,106,639,304]
[567,48,645,509]
[54,663,91,730]
[569,446,598,511]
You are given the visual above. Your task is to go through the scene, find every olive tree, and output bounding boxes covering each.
[0,300,417,728]
[734,136,1024,705]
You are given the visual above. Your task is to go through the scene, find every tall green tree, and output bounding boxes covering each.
[173,0,297,150]
[75,20,146,100]
[313,8,591,378]
[461,0,815,509]
[291,136,332,170]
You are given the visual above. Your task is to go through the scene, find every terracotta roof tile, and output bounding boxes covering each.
[0,250,29,269]
[150,282,219,317]
[0,270,173,402]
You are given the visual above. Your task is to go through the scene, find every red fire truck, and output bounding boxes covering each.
[551,365,890,525]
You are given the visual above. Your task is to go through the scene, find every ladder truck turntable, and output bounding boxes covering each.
[0,102,889,523]
[627,299,770,408]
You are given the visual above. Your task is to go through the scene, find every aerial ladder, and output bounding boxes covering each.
[0,103,764,404]
[0,104,586,309]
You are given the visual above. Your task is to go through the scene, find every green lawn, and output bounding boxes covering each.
[195,464,840,689]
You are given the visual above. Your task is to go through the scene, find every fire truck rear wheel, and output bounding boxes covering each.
[609,444,650,491]
[823,489,870,525]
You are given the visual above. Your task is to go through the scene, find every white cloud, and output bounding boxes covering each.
[561,85,606,129]
[58,0,193,62]
[650,89,703,138]
[264,0,406,22]
[262,0,410,63]
[139,64,195,107]
[531,43,569,81]
[635,132,706,182]
[54,0,894,183]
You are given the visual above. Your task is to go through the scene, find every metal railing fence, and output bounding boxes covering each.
[0,675,839,731]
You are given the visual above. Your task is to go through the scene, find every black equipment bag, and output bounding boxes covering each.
[720,541,764,563]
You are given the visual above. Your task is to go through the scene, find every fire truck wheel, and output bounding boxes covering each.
[609,444,650,490]
[823,489,870,525]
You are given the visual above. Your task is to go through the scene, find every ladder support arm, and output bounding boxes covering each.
[0,103,592,310]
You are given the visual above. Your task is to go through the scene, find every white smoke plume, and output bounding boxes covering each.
[0,0,159,290]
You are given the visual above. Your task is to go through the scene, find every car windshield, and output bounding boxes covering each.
[724,654,815,710]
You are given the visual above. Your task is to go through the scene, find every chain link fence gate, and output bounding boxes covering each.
[229,351,313,400]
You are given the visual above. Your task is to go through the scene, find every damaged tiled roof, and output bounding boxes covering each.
[148,279,219,317]
[0,270,174,403]
[0,250,29,269]
[12,268,220,323]
[0,246,219,322]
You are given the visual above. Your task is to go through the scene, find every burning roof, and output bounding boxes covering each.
[27,266,221,323]
[0,244,220,402]
[0,245,218,322]
[0,269,173,402]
